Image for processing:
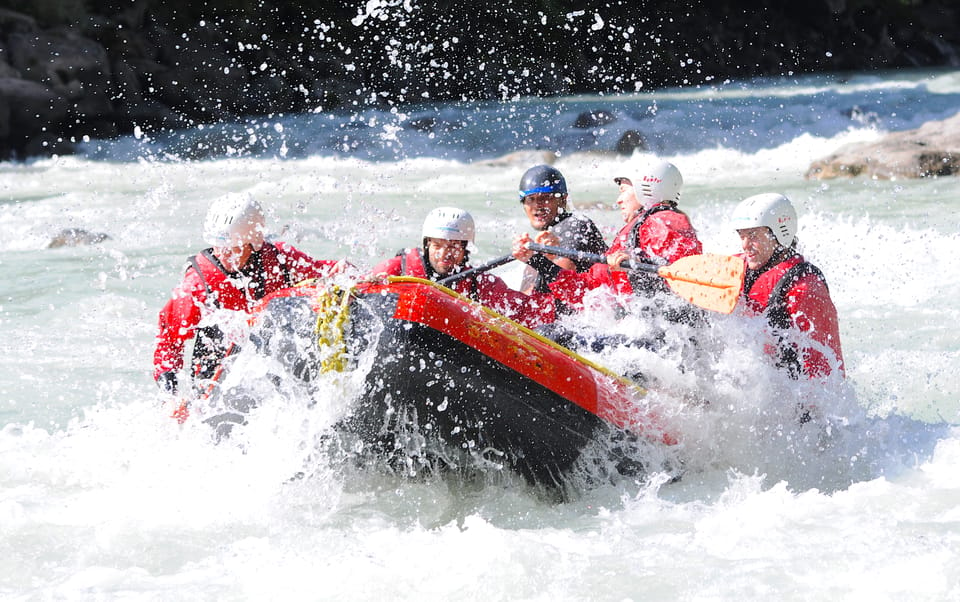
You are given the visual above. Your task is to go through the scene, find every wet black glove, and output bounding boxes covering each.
[527,253,562,283]
[156,371,178,395]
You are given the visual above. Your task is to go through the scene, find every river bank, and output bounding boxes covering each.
[1,1,958,161]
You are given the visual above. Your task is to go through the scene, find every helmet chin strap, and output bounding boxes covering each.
[642,193,668,210]
[756,244,795,273]
[213,242,256,273]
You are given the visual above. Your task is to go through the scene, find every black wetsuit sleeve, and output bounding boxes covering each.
[552,214,608,272]
[528,253,562,283]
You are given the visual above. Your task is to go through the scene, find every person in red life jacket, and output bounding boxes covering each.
[730,192,844,380]
[370,206,555,329]
[513,159,702,309]
[516,164,607,296]
[153,194,350,396]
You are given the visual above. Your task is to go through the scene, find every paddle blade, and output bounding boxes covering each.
[658,254,745,314]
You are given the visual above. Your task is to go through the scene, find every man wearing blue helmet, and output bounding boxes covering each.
[514,164,607,296]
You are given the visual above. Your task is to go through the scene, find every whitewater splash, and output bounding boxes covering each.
[3,68,960,600]
[147,263,946,502]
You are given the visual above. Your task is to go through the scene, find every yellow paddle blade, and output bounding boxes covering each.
[658,254,746,314]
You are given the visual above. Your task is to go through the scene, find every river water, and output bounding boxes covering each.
[1,68,959,600]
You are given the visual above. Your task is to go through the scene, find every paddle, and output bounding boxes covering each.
[526,243,746,314]
[437,254,517,286]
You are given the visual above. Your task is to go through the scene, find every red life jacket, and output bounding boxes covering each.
[397,247,480,300]
[186,245,293,312]
[370,247,555,328]
[154,242,338,381]
[742,252,845,379]
[608,202,702,262]
[550,203,703,304]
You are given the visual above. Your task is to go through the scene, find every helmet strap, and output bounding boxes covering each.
[762,245,796,270]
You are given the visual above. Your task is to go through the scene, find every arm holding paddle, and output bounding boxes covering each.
[530,230,576,270]
[437,253,518,286]
[512,232,565,282]
[516,241,745,314]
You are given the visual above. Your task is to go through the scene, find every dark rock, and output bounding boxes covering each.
[23,132,74,157]
[114,98,189,133]
[48,228,111,248]
[7,30,112,107]
[75,118,119,140]
[0,9,36,35]
[0,76,69,159]
[0,59,18,79]
[5,28,116,152]
[615,130,647,155]
[0,95,7,138]
[141,25,250,120]
[917,151,959,177]
[110,58,145,106]
[574,110,617,129]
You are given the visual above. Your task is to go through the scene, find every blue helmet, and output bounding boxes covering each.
[519,165,567,201]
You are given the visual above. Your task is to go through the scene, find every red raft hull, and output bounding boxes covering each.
[252,277,676,487]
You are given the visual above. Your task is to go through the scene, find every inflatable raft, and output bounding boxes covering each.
[246,276,678,487]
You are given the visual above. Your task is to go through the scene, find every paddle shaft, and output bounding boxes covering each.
[437,254,516,286]
[525,242,746,314]
[526,243,658,272]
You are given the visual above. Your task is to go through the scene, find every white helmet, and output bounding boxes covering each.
[730,193,797,247]
[203,193,266,250]
[615,159,683,208]
[421,207,475,243]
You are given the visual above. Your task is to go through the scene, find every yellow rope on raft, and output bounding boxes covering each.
[313,285,353,373]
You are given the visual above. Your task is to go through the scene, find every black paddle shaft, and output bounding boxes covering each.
[437,254,517,286]
[526,243,660,273]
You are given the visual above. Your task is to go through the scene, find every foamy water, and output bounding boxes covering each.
[1,69,959,600]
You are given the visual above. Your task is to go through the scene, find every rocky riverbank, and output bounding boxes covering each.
[1,1,958,162]
[807,111,960,179]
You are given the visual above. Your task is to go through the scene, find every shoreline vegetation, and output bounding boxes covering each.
[0,0,958,167]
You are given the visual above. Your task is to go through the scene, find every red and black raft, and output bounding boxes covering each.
[248,276,678,487]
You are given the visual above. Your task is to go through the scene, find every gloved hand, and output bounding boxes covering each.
[156,371,178,395]
[156,372,190,424]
